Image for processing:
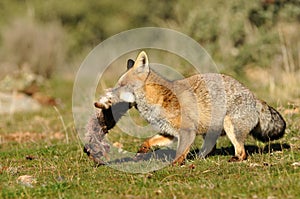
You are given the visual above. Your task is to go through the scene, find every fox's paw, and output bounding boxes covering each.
[172,156,186,166]
[172,160,185,166]
[134,142,152,161]
[137,143,151,154]
[228,156,247,162]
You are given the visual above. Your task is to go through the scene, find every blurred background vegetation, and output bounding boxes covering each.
[0,0,299,103]
[0,2,299,197]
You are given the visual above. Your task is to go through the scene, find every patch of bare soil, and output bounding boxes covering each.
[0,131,65,143]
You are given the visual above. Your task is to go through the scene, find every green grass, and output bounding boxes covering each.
[1,142,299,198]
[0,77,299,199]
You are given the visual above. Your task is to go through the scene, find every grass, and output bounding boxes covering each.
[0,76,299,199]
[1,142,299,198]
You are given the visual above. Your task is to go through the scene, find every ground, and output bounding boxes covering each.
[0,77,299,199]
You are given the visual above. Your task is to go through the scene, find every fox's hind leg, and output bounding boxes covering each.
[223,115,247,162]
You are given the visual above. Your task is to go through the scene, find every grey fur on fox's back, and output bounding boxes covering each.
[97,51,286,164]
[219,74,286,142]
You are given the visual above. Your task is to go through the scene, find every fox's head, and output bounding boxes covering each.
[117,51,150,90]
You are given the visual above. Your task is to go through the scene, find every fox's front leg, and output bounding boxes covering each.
[198,131,221,158]
[172,129,196,166]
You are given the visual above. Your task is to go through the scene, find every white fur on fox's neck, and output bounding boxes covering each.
[119,91,135,103]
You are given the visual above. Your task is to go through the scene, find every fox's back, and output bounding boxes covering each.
[176,73,257,111]
[172,73,259,132]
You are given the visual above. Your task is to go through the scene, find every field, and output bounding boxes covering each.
[0,0,300,198]
[0,74,299,198]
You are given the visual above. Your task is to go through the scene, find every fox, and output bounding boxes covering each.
[96,51,286,165]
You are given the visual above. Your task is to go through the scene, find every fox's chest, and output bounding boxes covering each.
[134,91,179,137]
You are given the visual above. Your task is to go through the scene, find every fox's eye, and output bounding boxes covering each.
[127,59,135,70]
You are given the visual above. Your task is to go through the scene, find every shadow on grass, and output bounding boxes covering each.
[90,142,290,166]
[106,149,176,165]
[188,142,291,160]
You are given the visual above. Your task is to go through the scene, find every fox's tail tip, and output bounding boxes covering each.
[251,102,286,142]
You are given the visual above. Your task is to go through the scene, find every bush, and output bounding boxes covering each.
[1,17,66,78]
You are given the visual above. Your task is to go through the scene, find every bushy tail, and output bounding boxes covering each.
[250,100,286,142]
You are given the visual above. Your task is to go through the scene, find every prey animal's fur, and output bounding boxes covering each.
[84,102,131,165]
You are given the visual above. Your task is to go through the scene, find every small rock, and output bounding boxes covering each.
[25,155,36,160]
[155,189,162,195]
[249,163,261,167]
[292,162,300,167]
[17,175,37,187]
[113,142,123,149]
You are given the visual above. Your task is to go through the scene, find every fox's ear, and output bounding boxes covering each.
[127,59,135,70]
[133,51,149,73]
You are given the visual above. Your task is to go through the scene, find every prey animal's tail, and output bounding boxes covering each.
[251,100,286,142]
